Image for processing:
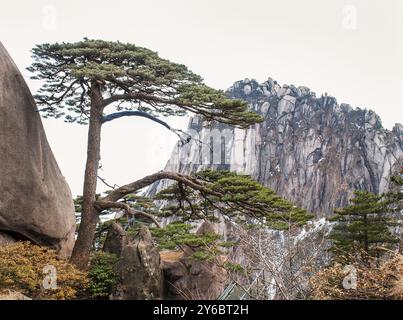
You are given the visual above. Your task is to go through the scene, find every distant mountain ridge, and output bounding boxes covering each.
[148,77,403,216]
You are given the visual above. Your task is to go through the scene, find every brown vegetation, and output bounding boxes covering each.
[0,242,88,299]
[310,251,403,300]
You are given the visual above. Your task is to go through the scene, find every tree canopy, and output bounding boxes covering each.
[28,39,262,128]
[95,170,314,231]
[28,39,264,269]
[329,191,400,259]
[154,170,313,230]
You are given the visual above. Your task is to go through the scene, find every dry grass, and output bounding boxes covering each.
[311,251,403,300]
[390,255,403,299]
[159,250,184,262]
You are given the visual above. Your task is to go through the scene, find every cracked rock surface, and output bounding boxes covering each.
[149,78,402,216]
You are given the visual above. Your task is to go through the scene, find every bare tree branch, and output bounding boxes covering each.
[101,110,197,145]
[102,110,171,128]
[100,171,220,203]
[94,200,161,228]
[97,175,119,190]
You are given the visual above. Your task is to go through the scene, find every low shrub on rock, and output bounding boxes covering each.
[0,242,88,299]
[88,251,119,299]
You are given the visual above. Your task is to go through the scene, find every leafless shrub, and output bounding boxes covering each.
[225,219,332,300]
[310,250,403,300]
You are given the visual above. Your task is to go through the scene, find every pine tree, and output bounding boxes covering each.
[28,39,263,269]
[93,170,314,264]
[329,191,400,260]
[154,170,313,229]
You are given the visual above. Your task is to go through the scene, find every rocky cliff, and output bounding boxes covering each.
[0,43,76,257]
[149,78,403,216]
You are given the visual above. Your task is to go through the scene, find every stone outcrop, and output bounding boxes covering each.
[104,221,228,300]
[149,78,402,216]
[103,222,126,256]
[161,221,228,300]
[0,289,31,300]
[0,43,76,257]
[111,225,163,300]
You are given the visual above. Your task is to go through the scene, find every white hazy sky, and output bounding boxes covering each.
[1,0,402,197]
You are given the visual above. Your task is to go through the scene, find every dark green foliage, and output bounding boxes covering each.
[88,251,119,299]
[27,38,262,127]
[126,221,148,237]
[329,191,400,259]
[148,222,229,263]
[391,173,403,187]
[189,249,221,262]
[155,170,314,230]
[386,166,403,211]
[73,195,84,213]
[149,222,220,250]
[219,241,238,248]
[74,194,101,213]
[124,194,157,211]
[93,220,114,250]
[123,194,160,224]
[223,262,245,274]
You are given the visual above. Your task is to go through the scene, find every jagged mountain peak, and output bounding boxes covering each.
[149,77,402,216]
[228,77,395,130]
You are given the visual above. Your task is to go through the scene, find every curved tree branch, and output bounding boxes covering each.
[94,200,161,228]
[101,110,189,142]
[102,110,170,129]
[102,92,251,128]
[101,171,220,203]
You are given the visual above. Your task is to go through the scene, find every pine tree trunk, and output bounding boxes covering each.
[70,82,103,270]
[363,213,369,255]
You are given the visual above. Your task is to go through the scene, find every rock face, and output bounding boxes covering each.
[0,43,76,257]
[105,222,228,300]
[111,225,163,300]
[161,221,228,300]
[0,232,16,246]
[149,78,403,216]
[103,222,126,256]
